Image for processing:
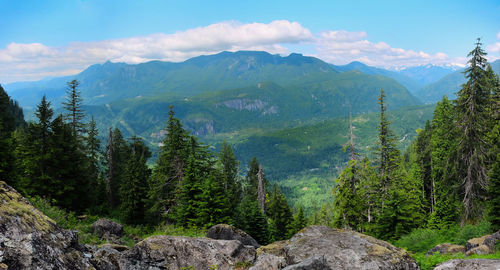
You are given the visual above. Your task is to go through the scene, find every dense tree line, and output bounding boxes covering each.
[331,39,500,240]
[0,81,305,244]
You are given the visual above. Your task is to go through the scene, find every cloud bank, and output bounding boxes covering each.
[1,20,496,83]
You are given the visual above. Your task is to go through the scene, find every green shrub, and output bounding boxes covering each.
[395,220,492,253]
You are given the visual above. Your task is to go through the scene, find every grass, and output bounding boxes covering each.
[28,196,206,247]
[394,220,492,253]
[394,220,499,270]
[412,250,500,270]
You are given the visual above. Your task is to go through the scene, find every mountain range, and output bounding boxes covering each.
[4,51,497,208]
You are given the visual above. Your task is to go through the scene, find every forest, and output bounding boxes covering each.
[0,40,499,268]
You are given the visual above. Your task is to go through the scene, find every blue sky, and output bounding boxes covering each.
[1,0,499,83]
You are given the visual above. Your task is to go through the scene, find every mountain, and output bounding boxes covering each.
[6,51,338,109]
[416,60,500,103]
[398,64,459,85]
[331,61,423,94]
[83,69,421,152]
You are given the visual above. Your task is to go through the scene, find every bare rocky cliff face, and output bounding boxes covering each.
[2,180,496,270]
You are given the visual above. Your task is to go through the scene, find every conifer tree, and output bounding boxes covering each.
[428,96,460,228]
[62,80,85,137]
[376,89,400,197]
[267,184,293,240]
[16,96,54,196]
[106,127,129,208]
[333,160,364,230]
[120,136,151,224]
[149,106,190,223]
[0,85,23,185]
[218,141,241,216]
[289,206,307,237]
[235,196,269,245]
[245,157,260,199]
[415,121,434,214]
[455,39,492,223]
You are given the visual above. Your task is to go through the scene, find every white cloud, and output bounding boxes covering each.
[0,20,312,83]
[486,30,500,61]
[314,30,464,68]
[3,20,489,83]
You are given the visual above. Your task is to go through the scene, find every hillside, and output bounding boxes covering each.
[6,51,338,109]
[417,59,500,103]
[332,61,423,94]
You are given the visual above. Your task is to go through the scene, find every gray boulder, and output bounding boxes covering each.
[92,218,124,243]
[91,247,121,270]
[282,256,331,270]
[283,226,419,270]
[426,243,465,255]
[118,235,256,270]
[0,181,94,269]
[433,259,500,270]
[206,224,261,248]
[249,253,287,270]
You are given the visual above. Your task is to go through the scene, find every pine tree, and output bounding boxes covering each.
[149,106,190,223]
[415,121,434,214]
[245,157,260,199]
[86,116,104,211]
[455,39,492,223]
[0,85,23,185]
[333,160,364,230]
[120,136,151,224]
[267,184,293,240]
[486,153,500,231]
[62,80,85,137]
[105,127,129,208]
[16,96,54,197]
[218,141,241,217]
[376,89,400,197]
[289,206,307,237]
[428,96,460,228]
[196,172,231,228]
[235,196,269,245]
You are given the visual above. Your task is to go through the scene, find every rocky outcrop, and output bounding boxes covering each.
[118,235,256,270]
[254,226,418,270]
[426,243,465,255]
[206,224,260,248]
[282,255,330,270]
[0,181,94,269]
[249,253,286,270]
[433,259,500,270]
[92,218,124,243]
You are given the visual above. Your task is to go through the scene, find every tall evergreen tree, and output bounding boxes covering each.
[376,89,400,197]
[333,160,364,230]
[105,127,129,208]
[149,106,190,223]
[415,121,434,214]
[120,136,151,224]
[218,141,241,216]
[455,39,492,223]
[428,96,460,228]
[0,85,23,185]
[289,206,307,237]
[62,80,85,137]
[267,184,293,240]
[235,196,269,245]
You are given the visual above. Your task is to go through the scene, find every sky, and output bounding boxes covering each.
[1,0,499,83]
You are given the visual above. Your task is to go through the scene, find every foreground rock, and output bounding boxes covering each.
[0,181,93,269]
[255,226,419,270]
[426,243,465,255]
[118,235,256,269]
[92,218,124,244]
[206,224,261,248]
[433,259,500,270]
